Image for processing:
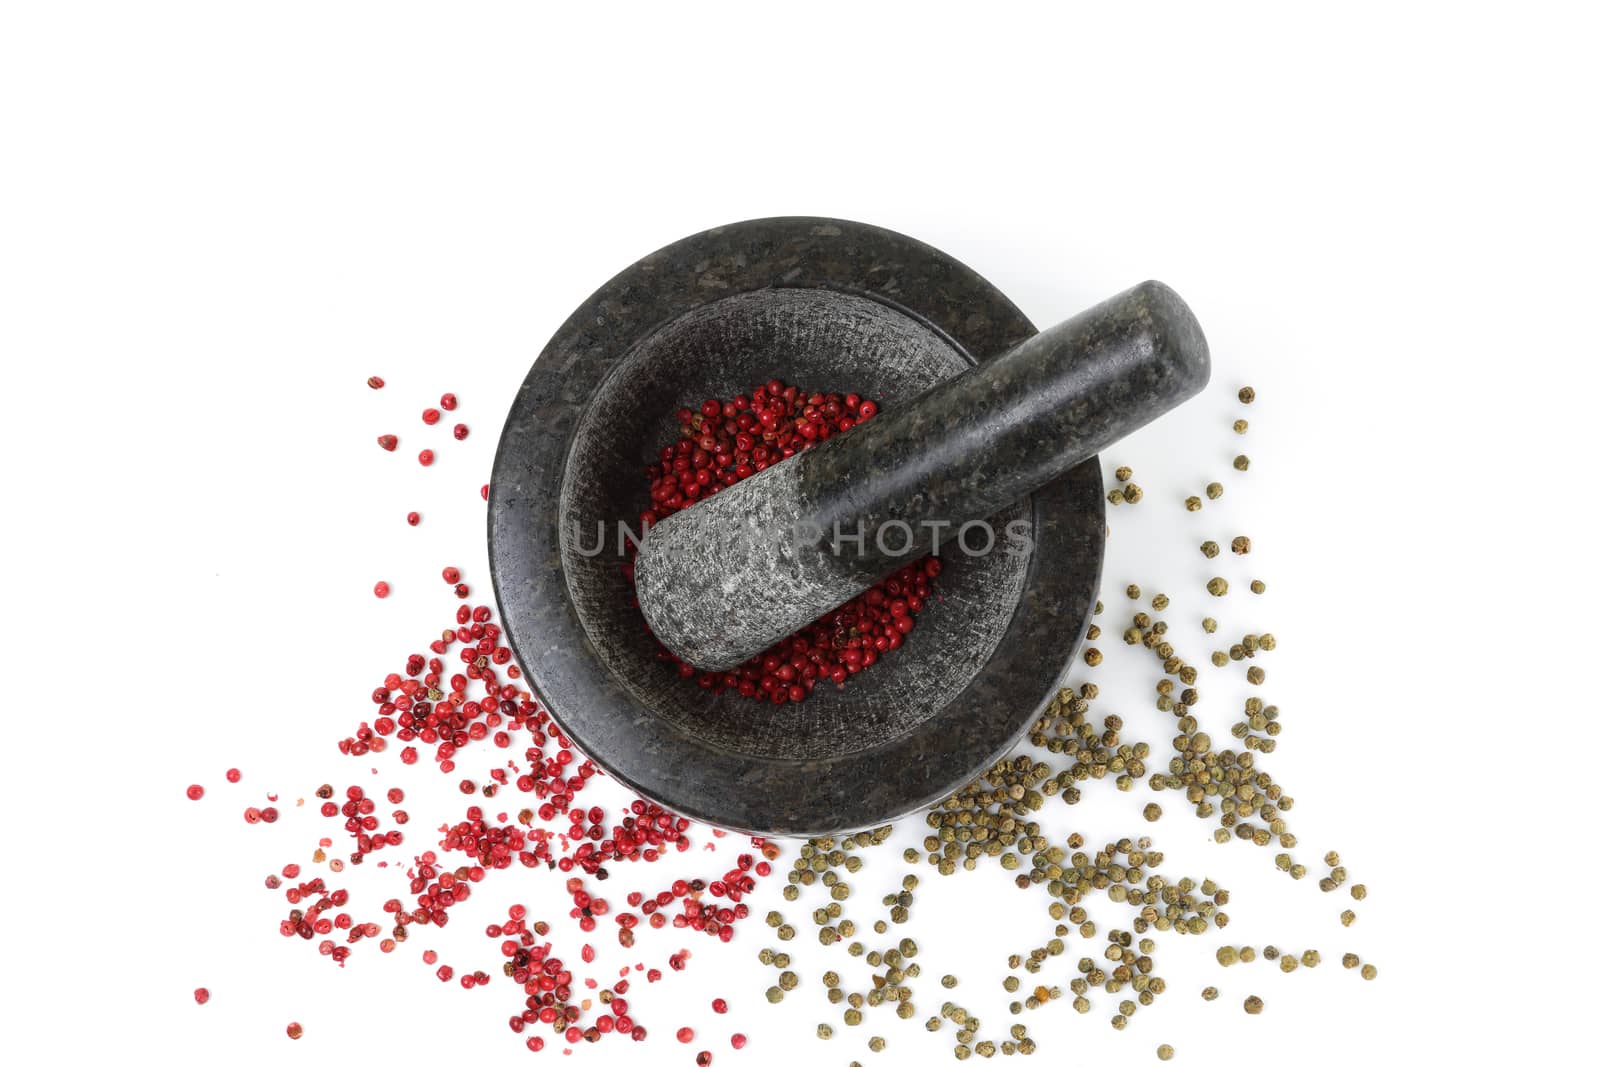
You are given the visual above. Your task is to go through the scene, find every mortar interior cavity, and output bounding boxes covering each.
[558,287,1032,762]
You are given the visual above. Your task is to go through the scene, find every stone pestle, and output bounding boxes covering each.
[633,279,1210,672]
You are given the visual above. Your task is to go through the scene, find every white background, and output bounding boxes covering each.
[3,2,1597,1064]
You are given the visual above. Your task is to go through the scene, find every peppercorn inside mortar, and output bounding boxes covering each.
[621,379,943,703]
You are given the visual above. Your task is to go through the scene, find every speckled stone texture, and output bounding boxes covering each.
[489,217,1107,837]
[636,281,1208,670]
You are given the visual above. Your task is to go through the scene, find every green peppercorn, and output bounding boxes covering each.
[1201,986,1218,1001]
[1341,910,1356,926]
[1201,541,1220,559]
[1233,454,1250,471]
[1247,666,1265,685]
[1185,496,1202,512]
[1084,648,1103,666]
[1238,387,1255,404]
[1243,995,1263,1014]
[1108,489,1125,505]
[1342,953,1360,969]
[1207,578,1229,596]
[765,986,783,1003]
[1202,616,1218,633]
[1250,580,1265,594]
[1152,593,1170,611]
[869,1037,886,1053]
[942,975,958,989]
[1143,803,1162,822]
[1301,950,1321,968]
[1158,1046,1175,1061]
[1279,954,1298,973]
[844,1008,862,1026]
[1239,947,1255,962]
[779,970,798,991]
[1350,884,1367,900]
[1360,964,1377,981]
[1125,483,1144,503]
[1126,584,1141,599]
[816,1024,833,1040]
[1116,466,1133,483]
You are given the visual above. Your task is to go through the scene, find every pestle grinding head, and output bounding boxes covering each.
[635,280,1210,672]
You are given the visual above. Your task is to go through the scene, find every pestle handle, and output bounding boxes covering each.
[799,280,1209,562]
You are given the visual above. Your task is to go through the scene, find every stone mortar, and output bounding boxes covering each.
[489,217,1106,836]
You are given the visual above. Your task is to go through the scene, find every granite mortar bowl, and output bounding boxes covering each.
[489,217,1106,837]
